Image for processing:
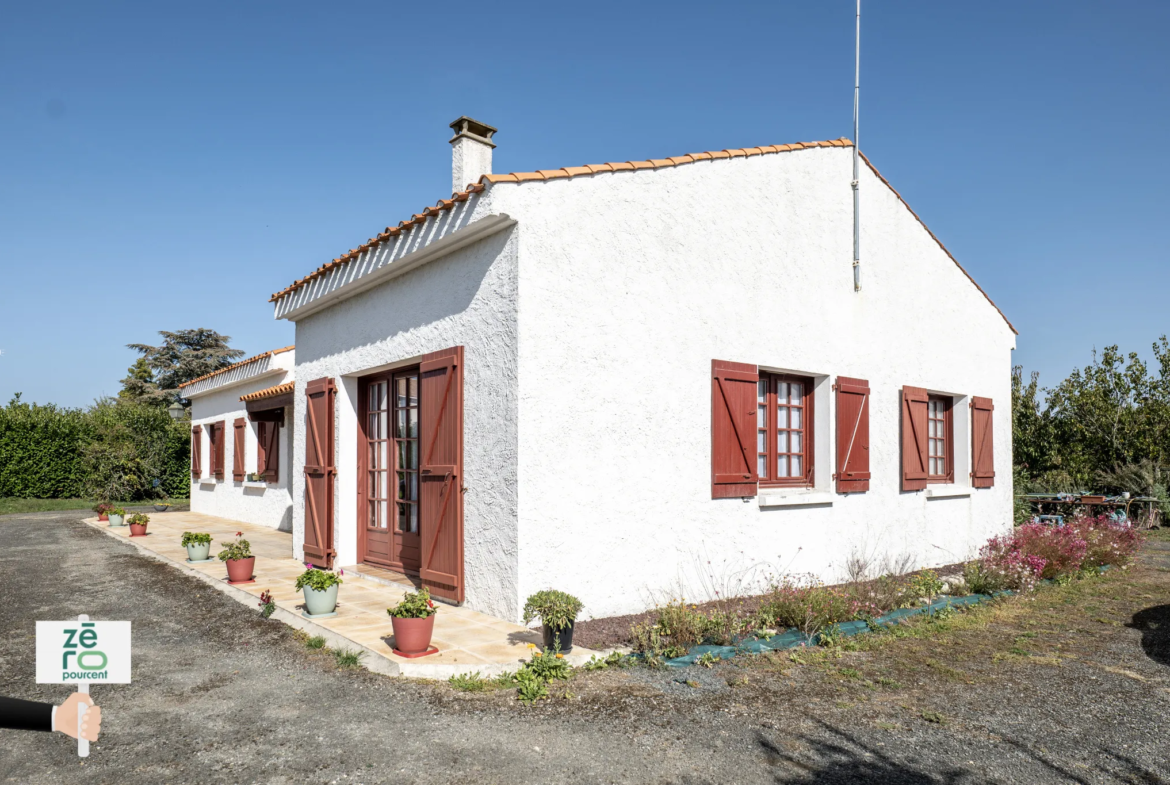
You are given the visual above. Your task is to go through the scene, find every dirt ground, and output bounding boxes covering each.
[1,511,1168,784]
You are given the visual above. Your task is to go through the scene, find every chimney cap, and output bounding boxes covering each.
[449,116,497,148]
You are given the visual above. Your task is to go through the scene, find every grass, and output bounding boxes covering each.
[305,635,327,650]
[0,498,190,516]
[334,649,363,669]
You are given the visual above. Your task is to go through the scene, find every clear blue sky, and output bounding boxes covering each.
[2,1,1167,408]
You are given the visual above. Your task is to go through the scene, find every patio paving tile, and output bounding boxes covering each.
[80,511,596,678]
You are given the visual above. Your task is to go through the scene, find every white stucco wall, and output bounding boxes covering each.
[289,209,521,620]
[486,145,1017,620]
[188,355,295,532]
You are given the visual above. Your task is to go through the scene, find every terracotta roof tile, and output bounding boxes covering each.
[179,346,295,389]
[269,135,1013,336]
[240,382,295,402]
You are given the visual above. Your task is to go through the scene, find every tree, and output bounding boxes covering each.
[118,358,156,403]
[1011,365,1055,477]
[125,328,245,405]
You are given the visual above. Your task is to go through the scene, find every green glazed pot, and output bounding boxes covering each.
[186,542,211,561]
[303,583,339,616]
[108,514,125,527]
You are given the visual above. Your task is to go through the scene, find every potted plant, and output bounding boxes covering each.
[107,506,126,527]
[93,502,113,522]
[387,587,438,656]
[153,498,171,512]
[217,531,255,583]
[295,564,343,616]
[181,531,212,561]
[523,589,584,653]
[127,513,149,536]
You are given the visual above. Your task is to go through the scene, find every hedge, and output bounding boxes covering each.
[0,396,190,500]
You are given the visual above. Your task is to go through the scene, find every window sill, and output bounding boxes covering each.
[197,478,217,486]
[242,481,269,489]
[759,491,834,508]
[926,486,971,499]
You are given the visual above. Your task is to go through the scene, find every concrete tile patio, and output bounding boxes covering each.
[82,511,597,678]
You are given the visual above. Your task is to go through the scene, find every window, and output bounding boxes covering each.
[756,372,814,486]
[927,395,953,483]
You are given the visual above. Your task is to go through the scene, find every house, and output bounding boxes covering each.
[259,117,1015,623]
[182,346,296,531]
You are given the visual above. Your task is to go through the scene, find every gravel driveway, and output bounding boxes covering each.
[1,511,1168,784]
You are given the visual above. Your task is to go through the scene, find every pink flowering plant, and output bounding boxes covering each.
[966,513,1142,593]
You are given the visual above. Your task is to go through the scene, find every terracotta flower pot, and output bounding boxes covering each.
[225,556,256,583]
[390,615,435,655]
[97,514,109,522]
[129,523,148,536]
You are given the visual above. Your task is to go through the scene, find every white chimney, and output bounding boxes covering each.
[449,116,496,194]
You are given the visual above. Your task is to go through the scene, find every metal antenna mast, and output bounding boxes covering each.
[852,0,861,292]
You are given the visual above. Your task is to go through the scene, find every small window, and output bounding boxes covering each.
[756,372,814,487]
[927,395,953,483]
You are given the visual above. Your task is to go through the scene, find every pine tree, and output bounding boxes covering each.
[125,329,245,405]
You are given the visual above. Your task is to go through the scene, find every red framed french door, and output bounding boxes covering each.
[358,369,421,572]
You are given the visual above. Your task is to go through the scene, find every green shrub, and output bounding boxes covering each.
[180,531,211,547]
[756,578,880,636]
[522,589,583,631]
[126,513,149,526]
[0,394,189,501]
[631,601,710,658]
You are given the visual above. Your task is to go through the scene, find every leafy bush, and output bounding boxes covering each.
[631,601,711,658]
[108,506,126,517]
[522,589,583,631]
[180,531,211,547]
[217,532,252,562]
[756,577,880,636]
[0,394,189,501]
[93,502,113,515]
[387,587,436,619]
[126,513,149,526]
[907,570,944,602]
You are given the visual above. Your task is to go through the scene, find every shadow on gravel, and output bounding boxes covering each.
[756,719,980,784]
[1128,604,1170,668]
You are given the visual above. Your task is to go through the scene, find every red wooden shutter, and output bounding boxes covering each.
[835,376,871,493]
[971,396,995,488]
[233,418,246,481]
[258,420,280,483]
[304,378,336,567]
[901,386,929,491]
[191,425,202,478]
[712,360,759,499]
[214,421,226,479]
[419,346,465,602]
